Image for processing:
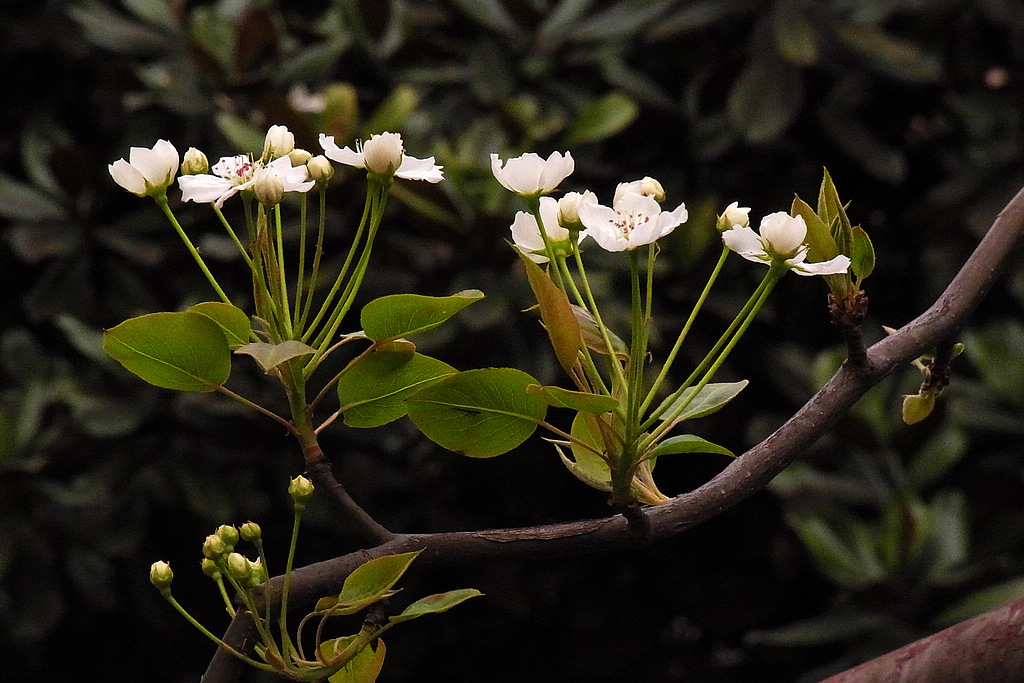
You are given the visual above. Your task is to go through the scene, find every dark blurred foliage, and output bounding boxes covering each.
[2,1,1024,681]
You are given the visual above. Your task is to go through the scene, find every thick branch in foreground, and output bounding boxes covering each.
[821,596,1024,683]
[203,186,1024,682]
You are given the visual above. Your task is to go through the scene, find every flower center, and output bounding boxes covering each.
[612,211,651,239]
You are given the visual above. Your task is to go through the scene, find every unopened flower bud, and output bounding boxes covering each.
[288,148,312,167]
[557,190,597,230]
[239,521,262,542]
[203,533,227,560]
[307,155,334,184]
[181,147,209,175]
[248,557,267,587]
[201,557,221,580]
[262,124,295,161]
[361,132,405,176]
[902,391,936,425]
[150,561,174,592]
[288,475,315,506]
[718,201,751,232]
[614,177,665,206]
[253,169,285,206]
[216,524,239,548]
[225,552,252,582]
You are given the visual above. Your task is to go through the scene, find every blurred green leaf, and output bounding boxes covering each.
[786,511,886,588]
[565,91,640,146]
[838,25,942,83]
[771,0,819,66]
[569,0,677,42]
[338,351,456,428]
[103,312,231,392]
[363,85,420,137]
[922,490,969,585]
[727,34,804,144]
[406,368,547,458]
[215,112,266,157]
[934,576,1024,628]
[0,173,67,222]
[67,0,175,55]
[450,0,523,40]
[908,426,968,489]
[188,5,237,74]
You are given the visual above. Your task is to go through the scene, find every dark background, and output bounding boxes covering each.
[3,1,1024,681]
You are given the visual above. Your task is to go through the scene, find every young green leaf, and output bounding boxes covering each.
[645,434,735,461]
[791,195,839,263]
[103,311,231,392]
[518,253,582,373]
[322,637,386,683]
[561,411,613,491]
[187,302,251,349]
[565,91,640,146]
[360,290,484,343]
[406,368,547,458]
[850,225,875,281]
[235,340,315,373]
[526,384,620,414]
[338,351,456,428]
[388,589,483,624]
[655,380,749,423]
[818,169,853,256]
[317,551,422,614]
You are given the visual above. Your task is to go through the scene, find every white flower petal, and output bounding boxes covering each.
[759,212,806,257]
[396,155,444,183]
[722,226,769,260]
[491,151,573,195]
[790,254,851,276]
[178,174,236,205]
[320,134,364,168]
[108,159,147,195]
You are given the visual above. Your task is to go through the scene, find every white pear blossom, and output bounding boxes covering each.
[722,211,851,276]
[320,132,443,182]
[722,201,751,228]
[261,124,295,161]
[511,196,578,264]
[556,190,598,227]
[578,191,688,252]
[178,155,314,208]
[490,151,574,196]
[108,139,179,197]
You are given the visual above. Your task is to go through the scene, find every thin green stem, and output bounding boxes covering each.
[160,592,276,672]
[298,188,329,333]
[277,507,303,662]
[302,185,374,344]
[640,245,729,415]
[212,384,295,433]
[211,204,254,268]
[273,206,294,339]
[155,196,231,304]
[570,245,629,394]
[642,264,786,449]
[293,194,309,336]
[626,249,646,444]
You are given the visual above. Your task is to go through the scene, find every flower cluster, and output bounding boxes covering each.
[109,126,444,207]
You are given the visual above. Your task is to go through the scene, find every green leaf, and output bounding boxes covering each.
[389,589,483,624]
[406,368,547,458]
[934,576,1024,628]
[235,340,315,373]
[565,91,640,146]
[317,551,422,614]
[646,434,734,460]
[655,380,748,423]
[561,411,613,491]
[360,290,484,343]
[837,25,942,83]
[771,0,819,66]
[526,384,620,414]
[785,511,886,588]
[572,305,628,360]
[187,302,251,350]
[791,195,839,263]
[518,253,581,373]
[102,312,231,392]
[338,351,457,428]
[850,225,875,281]
[817,169,853,256]
[323,637,386,683]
